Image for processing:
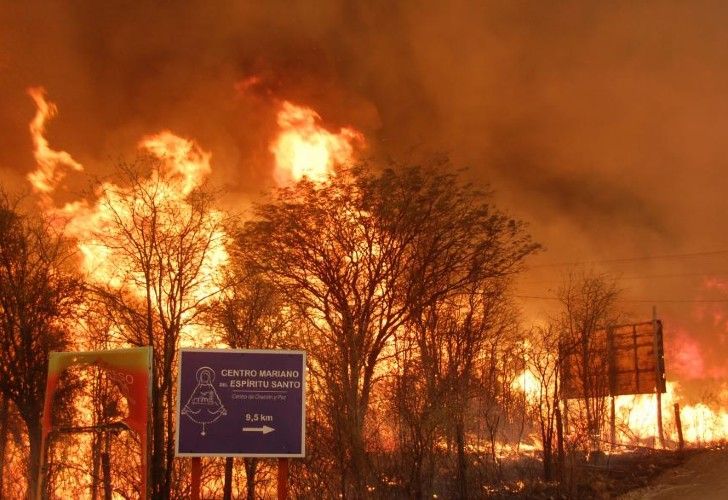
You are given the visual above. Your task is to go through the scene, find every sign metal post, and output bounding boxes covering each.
[277,457,289,500]
[176,348,306,497]
[191,457,201,500]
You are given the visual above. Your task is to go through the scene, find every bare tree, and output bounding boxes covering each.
[558,271,621,453]
[0,194,84,499]
[477,331,520,472]
[0,385,28,498]
[240,167,411,496]
[240,163,537,497]
[0,394,9,497]
[87,160,228,499]
[389,163,535,499]
[397,285,519,496]
[204,256,288,500]
[388,327,440,498]
[524,324,562,481]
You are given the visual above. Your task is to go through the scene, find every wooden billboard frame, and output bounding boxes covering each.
[560,320,665,399]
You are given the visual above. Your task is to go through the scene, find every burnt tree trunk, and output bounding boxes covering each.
[555,405,565,482]
[244,458,258,500]
[0,396,8,498]
[27,417,42,500]
[102,432,112,500]
[151,377,166,500]
[222,457,233,500]
[455,414,468,500]
[91,430,101,500]
[164,374,175,499]
[543,441,553,481]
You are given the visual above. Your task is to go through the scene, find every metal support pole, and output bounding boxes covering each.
[674,403,684,450]
[555,406,565,481]
[610,396,616,447]
[653,306,665,448]
[102,432,112,500]
[191,457,201,500]
[277,458,289,500]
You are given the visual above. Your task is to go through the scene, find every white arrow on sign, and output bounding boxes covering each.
[242,425,275,434]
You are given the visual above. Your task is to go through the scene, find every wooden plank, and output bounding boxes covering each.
[560,319,666,399]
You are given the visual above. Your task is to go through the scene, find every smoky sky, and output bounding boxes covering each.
[1,0,728,389]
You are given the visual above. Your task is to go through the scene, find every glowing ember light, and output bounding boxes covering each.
[26,87,84,195]
[269,100,363,185]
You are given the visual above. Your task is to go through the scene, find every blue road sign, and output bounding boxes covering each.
[175,348,306,457]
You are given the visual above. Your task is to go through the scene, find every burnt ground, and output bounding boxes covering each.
[374,446,718,498]
[488,447,707,499]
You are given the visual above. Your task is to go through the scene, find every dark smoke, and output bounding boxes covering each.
[1,0,727,388]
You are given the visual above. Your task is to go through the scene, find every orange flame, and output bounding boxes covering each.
[614,382,728,445]
[25,89,227,315]
[67,132,225,299]
[23,90,230,494]
[513,367,728,448]
[139,130,212,196]
[26,87,84,195]
[269,100,363,185]
[512,368,541,404]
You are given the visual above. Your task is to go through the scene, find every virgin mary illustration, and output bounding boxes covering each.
[182,367,227,436]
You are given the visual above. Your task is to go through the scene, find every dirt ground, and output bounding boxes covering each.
[620,448,728,500]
